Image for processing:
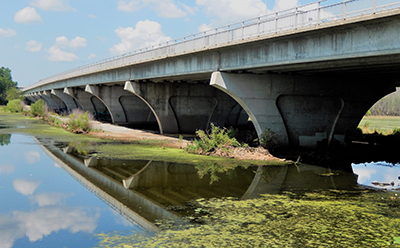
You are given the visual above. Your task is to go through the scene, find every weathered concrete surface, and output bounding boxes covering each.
[24,10,400,147]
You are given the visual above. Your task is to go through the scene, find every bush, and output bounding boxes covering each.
[30,99,45,117]
[185,123,241,154]
[5,99,23,113]
[68,110,91,133]
[260,128,279,150]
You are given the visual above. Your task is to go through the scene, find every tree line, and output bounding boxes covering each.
[369,88,400,116]
[0,67,21,105]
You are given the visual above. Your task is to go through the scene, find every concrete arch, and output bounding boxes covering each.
[124,80,242,135]
[210,71,288,143]
[39,91,59,111]
[118,95,158,130]
[51,89,83,113]
[124,81,165,134]
[64,87,105,120]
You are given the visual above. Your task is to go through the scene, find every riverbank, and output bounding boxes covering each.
[86,120,283,162]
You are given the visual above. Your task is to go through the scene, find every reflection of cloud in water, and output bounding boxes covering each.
[0,165,14,175]
[352,167,377,184]
[0,206,99,248]
[0,214,24,248]
[29,192,73,207]
[111,210,134,227]
[383,168,400,185]
[24,151,41,164]
[54,162,61,168]
[13,179,41,196]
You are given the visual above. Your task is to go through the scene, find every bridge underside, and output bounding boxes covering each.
[26,71,396,148]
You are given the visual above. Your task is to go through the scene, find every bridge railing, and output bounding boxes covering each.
[25,0,400,91]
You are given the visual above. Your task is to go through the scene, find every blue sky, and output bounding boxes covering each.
[1,0,326,87]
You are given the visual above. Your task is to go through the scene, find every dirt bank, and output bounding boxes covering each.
[87,121,284,162]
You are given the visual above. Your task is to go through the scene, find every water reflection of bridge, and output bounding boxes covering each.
[36,138,358,231]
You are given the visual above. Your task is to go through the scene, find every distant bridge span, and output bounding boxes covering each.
[24,0,400,147]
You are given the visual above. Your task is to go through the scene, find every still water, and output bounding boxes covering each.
[1,121,400,247]
[0,134,143,248]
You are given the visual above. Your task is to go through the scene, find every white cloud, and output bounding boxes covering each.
[0,28,17,37]
[29,192,73,206]
[48,47,79,62]
[0,206,98,247]
[117,0,141,12]
[0,214,24,248]
[110,20,172,55]
[24,151,41,164]
[117,0,190,18]
[13,179,41,196]
[88,53,97,59]
[30,0,76,12]
[54,36,86,49]
[88,14,97,18]
[0,165,15,175]
[198,23,213,32]
[155,1,186,18]
[196,0,267,25]
[14,7,43,24]
[26,40,42,52]
[273,0,298,12]
[47,36,86,62]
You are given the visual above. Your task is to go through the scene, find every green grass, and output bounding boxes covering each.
[358,116,400,134]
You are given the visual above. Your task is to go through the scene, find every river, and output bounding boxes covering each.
[1,111,400,247]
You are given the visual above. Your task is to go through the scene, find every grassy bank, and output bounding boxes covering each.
[0,107,287,168]
[358,116,400,134]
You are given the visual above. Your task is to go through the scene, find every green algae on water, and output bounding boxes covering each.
[94,191,400,248]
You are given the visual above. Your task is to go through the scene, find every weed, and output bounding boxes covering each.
[185,123,241,154]
[5,99,23,113]
[68,110,91,133]
[260,128,279,150]
[30,99,45,117]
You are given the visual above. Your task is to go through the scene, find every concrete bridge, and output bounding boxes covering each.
[24,0,400,147]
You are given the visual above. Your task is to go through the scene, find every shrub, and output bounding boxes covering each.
[260,128,279,150]
[392,128,400,136]
[68,110,91,132]
[185,123,241,154]
[30,99,45,117]
[5,99,23,113]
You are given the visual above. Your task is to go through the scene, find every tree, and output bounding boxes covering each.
[0,67,18,105]
[5,87,24,102]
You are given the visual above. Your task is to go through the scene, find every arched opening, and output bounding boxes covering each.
[119,95,159,131]
[358,87,400,133]
[91,96,112,123]
[224,103,258,146]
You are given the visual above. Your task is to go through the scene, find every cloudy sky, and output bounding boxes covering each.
[1,0,326,87]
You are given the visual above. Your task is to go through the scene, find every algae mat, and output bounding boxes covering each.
[95,191,400,247]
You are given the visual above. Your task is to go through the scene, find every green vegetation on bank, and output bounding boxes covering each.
[185,124,241,154]
[94,191,400,248]
[0,67,18,105]
[358,116,400,134]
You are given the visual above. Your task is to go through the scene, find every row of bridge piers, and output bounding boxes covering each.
[25,71,395,148]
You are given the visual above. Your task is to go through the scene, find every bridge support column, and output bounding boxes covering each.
[211,72,289,145]
[51,89,82,112]
[125,80,238,134]
[85,85,131,123]
[210,72,395,147]
[39,90,60,111]
[64,87,96,115]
